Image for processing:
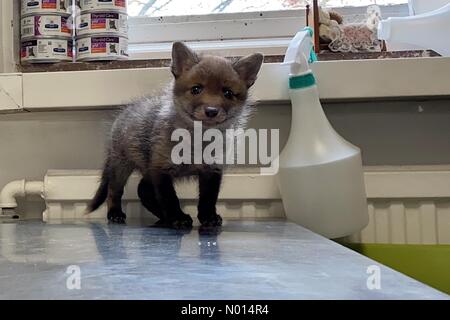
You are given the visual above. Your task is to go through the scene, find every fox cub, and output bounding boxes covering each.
[88,42,263,227]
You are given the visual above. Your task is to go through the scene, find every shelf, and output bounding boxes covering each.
[1,56,450,112]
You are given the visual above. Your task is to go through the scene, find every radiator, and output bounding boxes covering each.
[8,166,450,244]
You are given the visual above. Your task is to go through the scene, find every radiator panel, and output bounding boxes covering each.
[33,167,450,244]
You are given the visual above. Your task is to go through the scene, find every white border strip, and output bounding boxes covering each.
[0,74,23,111]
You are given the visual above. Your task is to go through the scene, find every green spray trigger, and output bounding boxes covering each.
[303,26,318,63]
[309,49,318,63]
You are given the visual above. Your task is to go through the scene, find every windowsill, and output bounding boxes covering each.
[17,55,279,73]
[1,55,450,113]
[17,50,439,73]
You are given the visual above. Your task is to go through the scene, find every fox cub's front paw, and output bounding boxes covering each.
[156,213,193,229]
[107,208,126,224]
[171,213,193,229]
[198,213,223,227]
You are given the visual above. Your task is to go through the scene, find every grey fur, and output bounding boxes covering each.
[112,82,254,172]
[88,43,263,226]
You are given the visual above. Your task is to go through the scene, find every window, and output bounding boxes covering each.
[0,0,17,73]
[128,0,409,59]
[129,0,407,17]
[129,0,304,16]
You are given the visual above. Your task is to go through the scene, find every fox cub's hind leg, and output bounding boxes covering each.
[138,176,163,220]
[88,158,133,224]
[106,165,133,224]
[151,172,193,229]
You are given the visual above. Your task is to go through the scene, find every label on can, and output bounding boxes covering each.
[77,11,127,36]
[22,0,71,15]
[76,35,128,61]
[42,0,57,9]
[80,0,127,12]
[21,38,73,63]
[21,15,72,38]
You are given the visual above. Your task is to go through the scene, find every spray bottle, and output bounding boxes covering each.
[277,27,369,238]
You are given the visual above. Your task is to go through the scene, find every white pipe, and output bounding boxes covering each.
[0,179,44,210]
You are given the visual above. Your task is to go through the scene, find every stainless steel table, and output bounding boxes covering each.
[0,219,447,299]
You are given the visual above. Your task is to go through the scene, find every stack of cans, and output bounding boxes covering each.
[20,0,74,63]
[20,0,129,64]
[76,0,129,61]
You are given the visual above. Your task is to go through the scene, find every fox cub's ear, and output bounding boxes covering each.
[233,53,264,88]
[171,42,200,78]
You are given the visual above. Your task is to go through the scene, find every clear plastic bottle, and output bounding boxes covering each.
[278,28,369,238]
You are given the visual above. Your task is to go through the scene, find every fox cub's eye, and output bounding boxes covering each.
[191,85,203,95]
[223,88,234,100]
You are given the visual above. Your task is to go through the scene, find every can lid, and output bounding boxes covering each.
[21,12,72,18]
[76,33,129,40]
[80,9,128,14]
[21,35,73,41]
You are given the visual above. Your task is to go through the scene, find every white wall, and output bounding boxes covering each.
[1,100,450,217]
[326,98,450,165]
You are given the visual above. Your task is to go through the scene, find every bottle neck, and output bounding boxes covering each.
[288,71,323,121]
[289,71,316,90]
[287,72,334,140]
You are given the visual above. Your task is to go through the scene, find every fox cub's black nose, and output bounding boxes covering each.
[205,107,219,118]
